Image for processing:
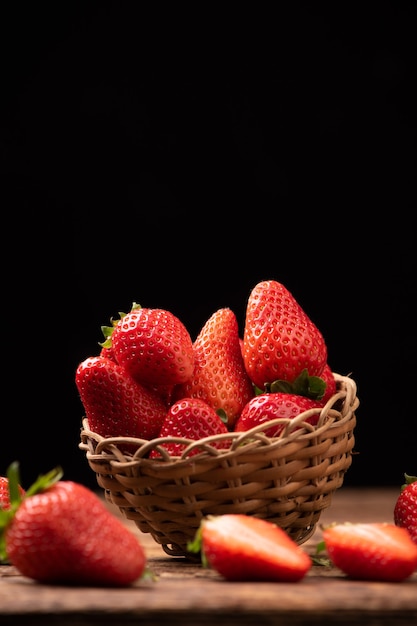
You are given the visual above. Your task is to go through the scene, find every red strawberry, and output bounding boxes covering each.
[0,475,25,511]
[172,308,255,428]
[234,392,323,437]
[188,513,312,581]
[394,473,417,544]
[322,522,417,582]
[0,464,147,585]
[150,397,230,458]
[99,344,118,362]
[110,305,194,387]
[75,355,167,442]
[242,280,328,391]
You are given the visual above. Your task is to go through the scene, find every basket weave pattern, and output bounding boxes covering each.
[79,373,358,557]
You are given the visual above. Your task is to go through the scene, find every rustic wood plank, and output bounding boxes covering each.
[1,488,416,626]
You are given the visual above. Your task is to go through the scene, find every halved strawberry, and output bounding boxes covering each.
[394,473,417,545]
[322,522,417,582]
[242,280,328,391]
[150,397,230,458]
[75,355,168,443]
[172,308,255,428]
[234,392,323,437]
[188,514,312,581]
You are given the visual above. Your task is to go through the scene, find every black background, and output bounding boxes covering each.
[2,4,416,490]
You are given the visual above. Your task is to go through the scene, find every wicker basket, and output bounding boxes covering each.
[79,373,358,557]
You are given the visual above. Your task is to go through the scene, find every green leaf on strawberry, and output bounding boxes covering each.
[265,368,326,400]
[99,302,141,349]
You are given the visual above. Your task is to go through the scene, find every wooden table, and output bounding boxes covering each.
[1,487,416,625]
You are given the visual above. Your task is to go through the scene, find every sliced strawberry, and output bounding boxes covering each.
[242,280,328,391]
[322,522,417,582]
[150,397,230,458]
[234,392,323,436]
[188,513,312,581]
[172,308,255,428]
[75,355,167,443]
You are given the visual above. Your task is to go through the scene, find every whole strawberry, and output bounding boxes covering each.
[150,397,230,458]
[75,355,168,443]
[110,304,194,387]
[242,280,328,391]
[172,308,255,428]
[394,473,417,544]
[0,464,147,586]
[234,392,323,437]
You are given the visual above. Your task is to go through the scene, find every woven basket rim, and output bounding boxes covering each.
[79,372,358,467]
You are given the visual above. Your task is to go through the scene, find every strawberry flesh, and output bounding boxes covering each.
[323,522,417,582]
[199,514,312,582]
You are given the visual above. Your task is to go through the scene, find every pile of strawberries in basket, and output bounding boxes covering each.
[75,279,338,455]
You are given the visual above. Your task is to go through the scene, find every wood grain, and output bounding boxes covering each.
[1,488,416,626]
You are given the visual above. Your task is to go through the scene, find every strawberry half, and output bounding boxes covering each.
[110,305,194,387]
[234,392,323,437]
[75,355,168,443]
[394,473,417,545]
[150,397,230,458]
[242,280,328,391]
[322,522,417,582]
[172,308,255,428]
[0,464,147,586]
[188,513,312,581]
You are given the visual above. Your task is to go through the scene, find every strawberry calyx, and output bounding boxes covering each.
[0,462,63,563]
[216,408,229,425]
[186,518,210,568]
[262,369,327,400]
[99,302,142,349]
[401,473,417,491]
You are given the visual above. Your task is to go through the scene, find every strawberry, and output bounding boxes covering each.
[188,513,312,581]
[172,308,255,428]
[234,392,323,437]
[322,522,417,582]
[0,476,25,511]
[150,397,230,458]
[0,464,147,586]
[394,473,417,544]
[242,280,328,392]
[110,304,194,387]
[75,355,167,443]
